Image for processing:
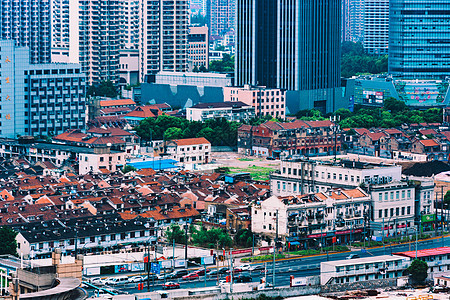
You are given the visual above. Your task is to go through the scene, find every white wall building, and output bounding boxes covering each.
[370,182,416,237]
[270,159,402,196]
[395,247,450,280]
[79,149,126,175]
[252,188,371,247]
[186,102,255,122]
[164,137,211,170]
[320,255,410,285]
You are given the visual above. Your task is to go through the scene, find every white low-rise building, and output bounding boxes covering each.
[79,147,126,175]
[395,247,450,279]
[164,137,211,170]
[320,255,410,285]
[186,102,255,122]
[270,159,402,196]
[252,188,371,248]
[370,181,416,237]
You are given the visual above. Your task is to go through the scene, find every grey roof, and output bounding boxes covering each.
[190,101,250,109]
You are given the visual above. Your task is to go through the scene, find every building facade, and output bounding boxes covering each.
[186,102,255,122]
[321,255,410,285]
[224,85,286,118]
[389,0,450,79]
[252,188,371,248]
[188,26,209,71]
[364,0,389,55]
[342,0,364,43]
[79,0,120,85]
[206,0,236,37]
[0,40,86,138]
[270,159,402,196]
[0,0,52,64]
[164,137,211,168]
[236,0,341,112]
[139,0,189,82]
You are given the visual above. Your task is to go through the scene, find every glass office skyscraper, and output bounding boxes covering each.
[389,0,450,79]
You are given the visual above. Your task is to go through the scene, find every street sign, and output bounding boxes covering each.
[151,262,161,274]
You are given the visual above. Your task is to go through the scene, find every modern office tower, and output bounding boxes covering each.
[139,0,189,82]
[0,0,52,64]
[364,0,389,55]
[389,0,450,79]
[236,0,341,112]
[0,40,86,138]
[119,0,139,50]
[206,0,236,37]
[342,0,364,43]
[79,0,120,85]
[188,26,209,71]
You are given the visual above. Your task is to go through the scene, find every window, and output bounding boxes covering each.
[402,190,405,199]
[384,209,388,218]
[345,175,348,181]
[100,157,104,162]
[378,193,382,201]
[396,207,399,216]
[407,190,411,199]
[333,173,336,180]
[390,192,394,200]
[351,175,354,182]
[407,206,411,214]
[385,192,388,200]
[390,208,394,217]
[396,191,399,199]
[328,173,331,179]
[379,210,382,218]
[339,174,342,180]
[90,236,95,243]
[356,176,360,182]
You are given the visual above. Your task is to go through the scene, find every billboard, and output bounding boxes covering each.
[363,90,384,104]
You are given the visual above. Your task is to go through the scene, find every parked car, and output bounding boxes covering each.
[218,267,229,274]
[346,254,360,260]
[162,281,180,290]
[105,276,129,286]
[234,274,252,283]
[89,277,105,286]
[208,270,219,277]
[182,273,199,280]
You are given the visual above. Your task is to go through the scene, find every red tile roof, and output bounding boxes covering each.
[419,139,439,147]
[395,247,450,258]
[366,132,387,141]
[419,129,437,136]
[172,137,211,146]
[354,128,370,136]
[100,99,135,107]
[125,106,163,119]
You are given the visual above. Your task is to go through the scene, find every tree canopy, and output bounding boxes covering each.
[234,229,253,248]
[209,54,235,73]
[87,80,118,98]
[341,42,388,78]
[0,227,18,257]
[134,115,240,147]
[190,226,232,249]
[335,98,442,129]
[407,259,428,284]
[165,224,186,244]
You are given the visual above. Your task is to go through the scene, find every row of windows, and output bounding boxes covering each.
[377,190,412,201]
[378,206,411,219]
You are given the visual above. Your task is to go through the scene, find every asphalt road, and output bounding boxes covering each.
[85,235,450,296]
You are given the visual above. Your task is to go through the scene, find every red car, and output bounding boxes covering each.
[162,281,180,290]
[182,273,199,280]
[193,269,210,276]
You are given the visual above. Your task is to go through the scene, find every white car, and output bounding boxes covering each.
[239,264,251,271]
[89,277,105,286]
[128,275,145,283]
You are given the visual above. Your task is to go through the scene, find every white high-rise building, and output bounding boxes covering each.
[139,0,189,82]
[120,0,139,50]
[364,0,389,55]
[79,0,120,85]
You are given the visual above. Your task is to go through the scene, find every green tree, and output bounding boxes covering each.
[209,54,235,73]
[0,227,18,256]
[164,127,183,140]
[384,97,407,113]
[341,42,388,78]
[122,165,137,174]
[165,224,186,244]
[191,227,232,249]
[444,191,450,208]
[234,229,253,248]
[407,259,428,284]
[87,80,118,98]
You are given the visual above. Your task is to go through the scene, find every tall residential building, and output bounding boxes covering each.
[389,0,450,79]
[139,0,189,82]
[0,40,86,138]
[190,0,206,16]
[206,0,236,37]
[0,0,52,64]
[342,0,364,43]
[79,0,120,85]
[236,0,341,112]
[364,0,389,55]
[119,0,139,50]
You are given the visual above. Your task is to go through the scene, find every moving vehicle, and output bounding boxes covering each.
[234,274,252,283]
[193,269,210,276]
[239,264,251,271]
[172,269,189,278]
[182,273,199,280]
[105,276,128,286]
[249,265,264,271]
[162,282,180,290]
[128,275,146,283]
[346,254,360,260]
[218,267,229,274]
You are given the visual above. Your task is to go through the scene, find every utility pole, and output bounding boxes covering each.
[415,225,418,259]
[441,186,445,247]
[382,218,385,255]
[273,209,278,288]
[230,248,234,294]
[184,224,188,263]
